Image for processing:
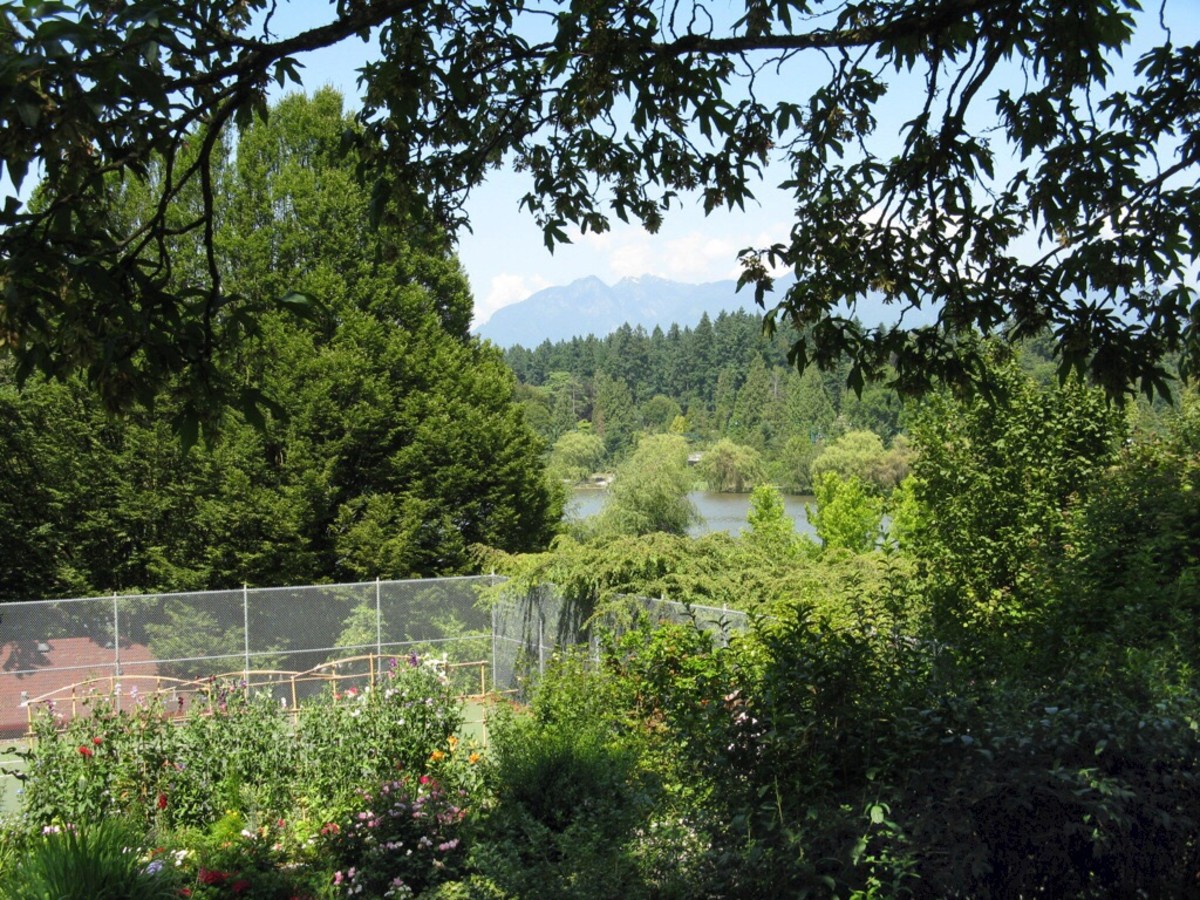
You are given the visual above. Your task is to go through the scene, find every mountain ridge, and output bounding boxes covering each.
[474,274,774,348]
[473,274,938,348]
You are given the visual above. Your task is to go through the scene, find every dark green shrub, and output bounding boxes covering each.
[470,652,655,899]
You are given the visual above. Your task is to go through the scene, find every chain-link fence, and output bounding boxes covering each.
[1,577,749,737]
[0,577,497,737]
[490,587,749,695]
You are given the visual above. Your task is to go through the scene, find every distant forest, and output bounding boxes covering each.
[504,310,1163,494]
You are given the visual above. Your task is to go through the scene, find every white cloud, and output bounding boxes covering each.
[574,224,788,283]
[474,273,552,326]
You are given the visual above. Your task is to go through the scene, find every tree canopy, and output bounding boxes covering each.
[1,0,1197,412]
[0,90,561,599]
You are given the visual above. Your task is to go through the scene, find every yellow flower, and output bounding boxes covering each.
[468,752,481,765]
[448,735,459,750]
[430,749,446,762]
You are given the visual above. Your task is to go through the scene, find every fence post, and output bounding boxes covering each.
[243,584,250,679]
[538,603,545,678]
[375,577,382,657]
[490,585,497,695]
[113,592,121,676]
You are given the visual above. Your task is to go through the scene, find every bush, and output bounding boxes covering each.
[296,660,464,811]
[469,653,656,898]
[318,773,470,897]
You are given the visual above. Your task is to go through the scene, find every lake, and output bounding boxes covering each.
[566,487,817,538]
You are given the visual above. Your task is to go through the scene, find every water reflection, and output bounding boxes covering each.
[566,488,817,538]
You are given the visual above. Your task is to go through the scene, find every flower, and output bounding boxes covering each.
[447,735,458,749]
[429,749,445,762]
[91,735,103,746]
[231,880,251,895]
[197,868,228,886]
[468,752,481,764]
[157,792,168,810]
[77,745,93,759]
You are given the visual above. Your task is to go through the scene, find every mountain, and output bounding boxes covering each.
[474,275,763,348]
[473,273,939,348]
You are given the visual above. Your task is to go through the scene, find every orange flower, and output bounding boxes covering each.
[468,752,481,765]
[447,735,459,749]
[429,749,446,762]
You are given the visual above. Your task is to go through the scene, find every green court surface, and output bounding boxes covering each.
[0,743,25,819]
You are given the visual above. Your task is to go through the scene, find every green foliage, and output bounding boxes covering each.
[591,372,640,457]
[906,351,1126,644]
[0,819,180,900]
[5,0,1192,413]
[471,652,654,899]
[809,473,884,554]
[640,394,683,433]
[744,484,799,553]
[144,603,245,679]
[696,438,764,493]
[318,773,470,897]
[810,430,913,493]
[547,426,607,485]
[596,434,698,537]
[1049,388,1200,671]
[15,663,461,837]
[296,663,463,811]
[883,475,922,551]
[0,91,560,599]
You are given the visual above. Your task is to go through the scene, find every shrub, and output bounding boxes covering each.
[319,773,470,898]
[296,659,464,811]
[469,653,656,898]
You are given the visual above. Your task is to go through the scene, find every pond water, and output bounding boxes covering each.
[566,487,817,538]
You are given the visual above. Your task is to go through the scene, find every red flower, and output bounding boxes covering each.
[91,736,103,746]
[77,745,93,758]
[156,792,168,810]
[197,868,228,886]
[231,880,251,895]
